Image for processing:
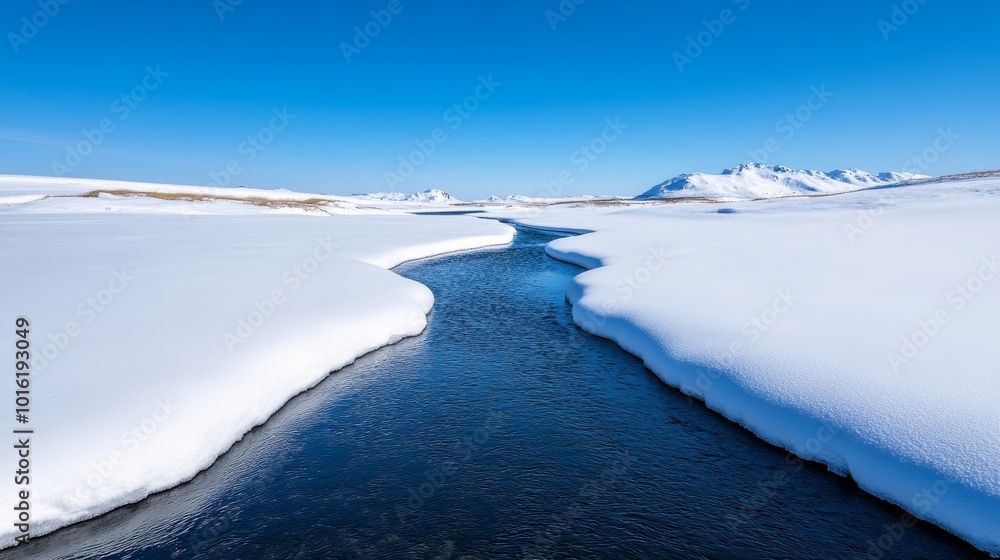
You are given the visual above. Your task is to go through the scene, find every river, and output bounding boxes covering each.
[6,226,984,559]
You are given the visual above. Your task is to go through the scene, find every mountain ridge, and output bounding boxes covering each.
[637,163,928,201]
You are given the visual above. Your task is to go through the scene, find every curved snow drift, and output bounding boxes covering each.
[516,175,1000,556]
[0,176,514,548]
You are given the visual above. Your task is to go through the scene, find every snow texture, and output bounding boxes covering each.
[502,174,1000,555]
[0,175,513,548]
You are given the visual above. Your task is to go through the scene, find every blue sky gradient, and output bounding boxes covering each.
[1,0,998,199]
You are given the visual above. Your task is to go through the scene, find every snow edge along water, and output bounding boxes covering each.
[0,210,515,550]
[534,229,1000,558]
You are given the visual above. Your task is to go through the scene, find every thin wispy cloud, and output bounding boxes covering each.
[0,128,67,147]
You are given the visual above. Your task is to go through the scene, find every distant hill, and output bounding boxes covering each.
[353,189,457,203]
[637,164,927,201]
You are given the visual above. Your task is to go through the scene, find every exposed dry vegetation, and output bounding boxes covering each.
[73,189,335,211]
[928,170,1000,181]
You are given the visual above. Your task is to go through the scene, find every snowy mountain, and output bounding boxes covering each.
[354,189,457,203]
[637,164,927,201]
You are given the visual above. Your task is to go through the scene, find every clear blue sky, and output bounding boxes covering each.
[1,0,998,199]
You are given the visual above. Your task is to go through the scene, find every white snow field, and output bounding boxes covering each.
[0,174,358,207]
[637,163,926,201]
[0,175,514,548]
[494,174,1000,555]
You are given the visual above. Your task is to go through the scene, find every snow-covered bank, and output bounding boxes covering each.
[499,176,1000,555]
[0,176,514,548]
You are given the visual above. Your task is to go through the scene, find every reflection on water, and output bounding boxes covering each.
[6,226,985,560]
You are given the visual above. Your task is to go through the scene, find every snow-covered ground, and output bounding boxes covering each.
[0,174,359,207]
[0,175,514,548]
[5,169,998,554]
[637,163,926,201]
[482,173,1000,555]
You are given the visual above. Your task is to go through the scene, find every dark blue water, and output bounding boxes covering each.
[7,227,985,559]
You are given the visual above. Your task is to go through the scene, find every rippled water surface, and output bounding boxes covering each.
[7,226,986,559]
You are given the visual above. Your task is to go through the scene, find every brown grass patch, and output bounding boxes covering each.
[73,189,334,211]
